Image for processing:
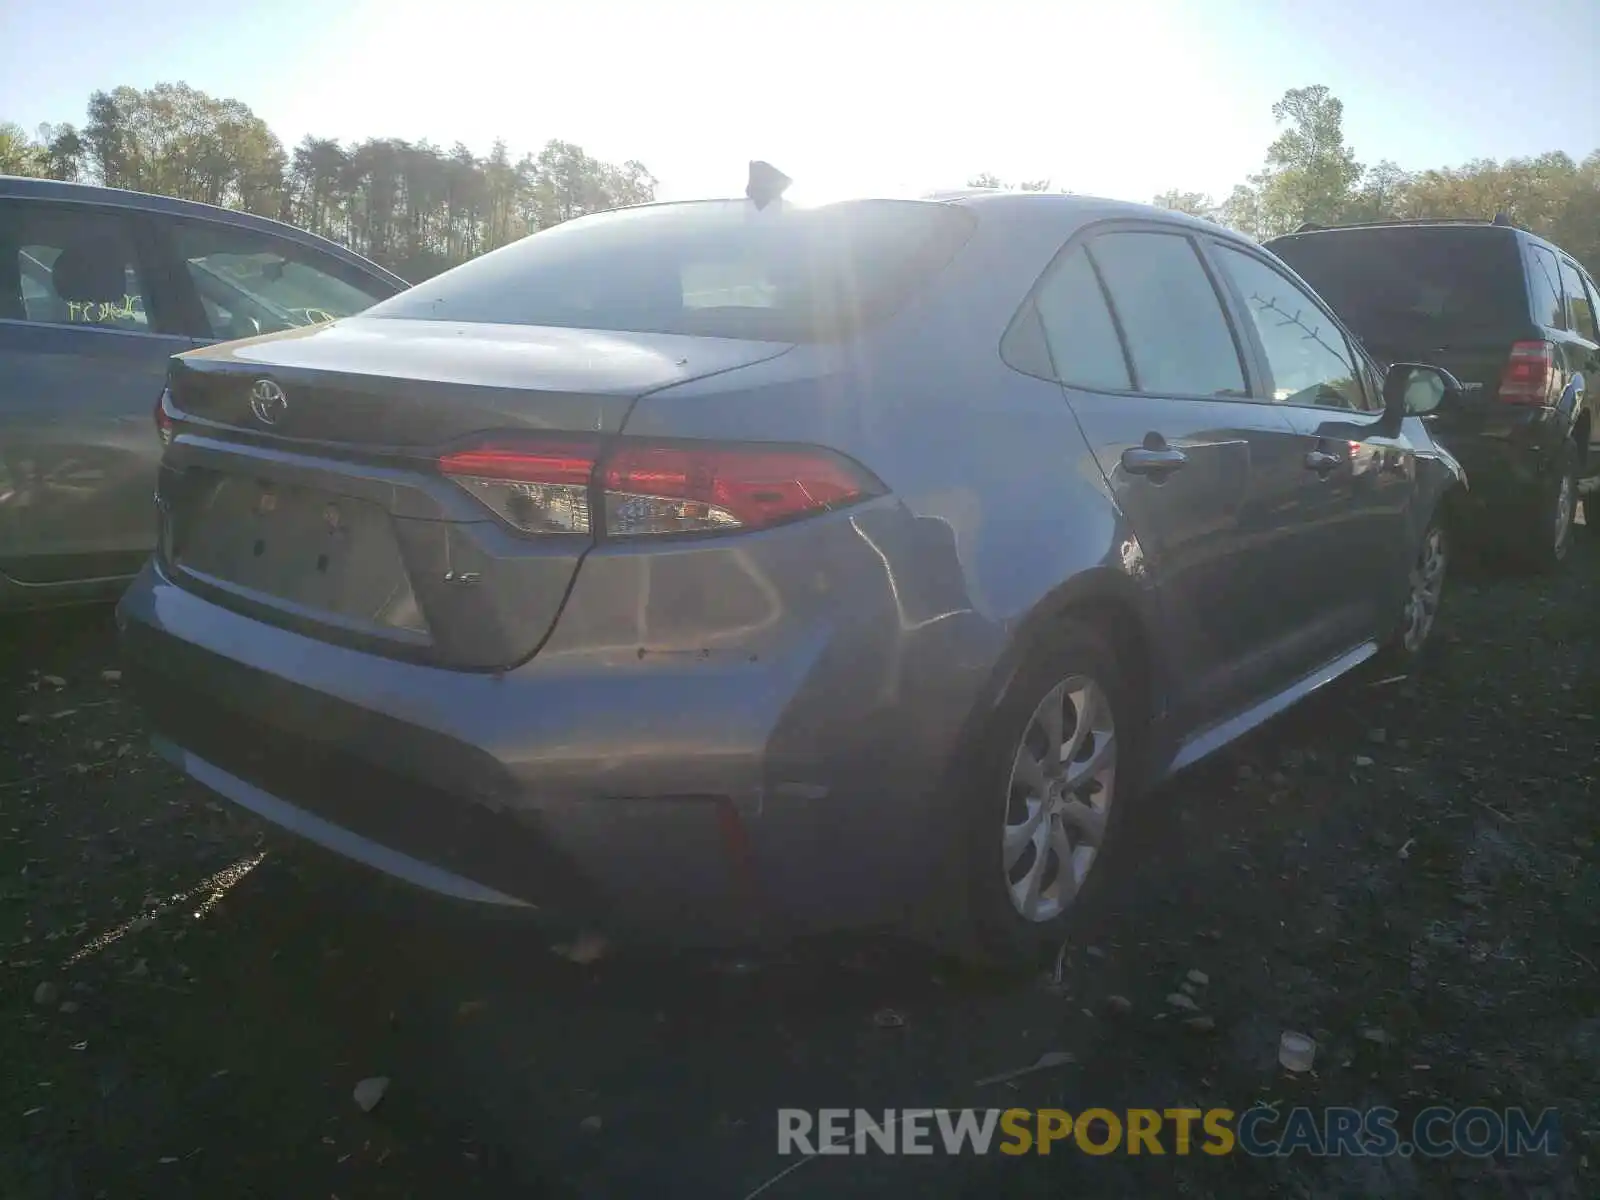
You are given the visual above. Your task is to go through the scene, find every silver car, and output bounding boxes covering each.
[0,176,404,611]
[117,188,1466,963]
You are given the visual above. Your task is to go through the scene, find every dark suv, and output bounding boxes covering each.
[1267,219,1600,569]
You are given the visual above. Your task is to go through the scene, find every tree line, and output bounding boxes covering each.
[983,85,1599,275]
[1152,85,1599,274]
[5,82,1598,280]
[0,83,657,281]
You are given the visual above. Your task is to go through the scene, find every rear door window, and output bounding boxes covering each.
[0,201,150,333]
[1559,257,1598,342]
[1085,230,1246,397]
[367,199,976,342]
[1528,245,1566,330]
[168,219,397,340]
[1031,245,1132,391]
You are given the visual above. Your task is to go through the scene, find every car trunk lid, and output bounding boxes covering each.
[167,316,790,444]
[159,317,794,670]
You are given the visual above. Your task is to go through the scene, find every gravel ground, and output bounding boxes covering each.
[2,527,1596,1199]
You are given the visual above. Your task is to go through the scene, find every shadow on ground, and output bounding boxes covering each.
[3,531,1597,1198]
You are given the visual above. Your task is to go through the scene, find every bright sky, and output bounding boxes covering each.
[2,0,1596,205]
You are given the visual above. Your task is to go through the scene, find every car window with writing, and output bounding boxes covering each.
[0,202,149,332]
[1214,245,1368,411]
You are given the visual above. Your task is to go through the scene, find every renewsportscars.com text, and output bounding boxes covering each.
[777,1106,1562,1158]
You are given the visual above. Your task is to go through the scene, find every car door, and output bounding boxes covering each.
[0,198,193,590]
[1027,223,1314,729]
[1207,238,1415,661]
[155,216,402,346]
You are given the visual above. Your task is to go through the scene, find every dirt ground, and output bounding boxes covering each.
[2,527,1596,1199]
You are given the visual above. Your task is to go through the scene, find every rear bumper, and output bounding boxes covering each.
[150,737,536,908]
[116,537,995,939]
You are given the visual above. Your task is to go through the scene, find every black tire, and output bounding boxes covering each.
[946,621,1139,969]
[1516,438,1578,573]
[1379,517,1449,668]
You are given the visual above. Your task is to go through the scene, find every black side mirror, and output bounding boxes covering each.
[1383,362,1465,419]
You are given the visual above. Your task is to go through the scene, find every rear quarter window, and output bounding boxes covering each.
[1030,245,1132,391]
[1558,257,1598,341]
[1527,245,1565,330]
[366,199,976,342]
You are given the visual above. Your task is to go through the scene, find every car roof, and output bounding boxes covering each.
[1270,218,1600,277]
[1266,219,1581,259]
[934,188,1219,222]
[0,175,406,285]
[1270,220,1523,239]
[605,188,1250,243]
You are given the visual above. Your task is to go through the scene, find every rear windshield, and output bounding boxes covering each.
[1268,227,1526,343]
[366,199,976,342]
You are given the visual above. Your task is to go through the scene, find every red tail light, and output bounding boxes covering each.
[1498,340,1557,405]
[600,444,877,536]
[438,438,882,538]
[154,388,175,446]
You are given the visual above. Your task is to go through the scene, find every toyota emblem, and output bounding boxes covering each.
[249,378,288,425]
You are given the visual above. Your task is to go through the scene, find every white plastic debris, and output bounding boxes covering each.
[1279,1031,1317,1073]
[353,1076,390,1113]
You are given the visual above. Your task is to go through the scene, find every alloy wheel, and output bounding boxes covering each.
[1002,676,1117,923]
[1402,526,1448,654]
[1553,471,1575,561]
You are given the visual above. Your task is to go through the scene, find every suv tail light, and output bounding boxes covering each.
[154,388,175,446]
[438,438,883,538]
[1497,340,1557,405]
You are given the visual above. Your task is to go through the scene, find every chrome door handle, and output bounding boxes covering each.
[1121,447,1189,478]
[1304,449,1343,474]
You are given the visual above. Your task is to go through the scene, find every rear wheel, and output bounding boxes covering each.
[1519,439,1577,572]
[952,622,1136,967]
[1382,519,1448,665]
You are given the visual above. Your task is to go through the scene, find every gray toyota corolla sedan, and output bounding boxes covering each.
[116,185,1466,962]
